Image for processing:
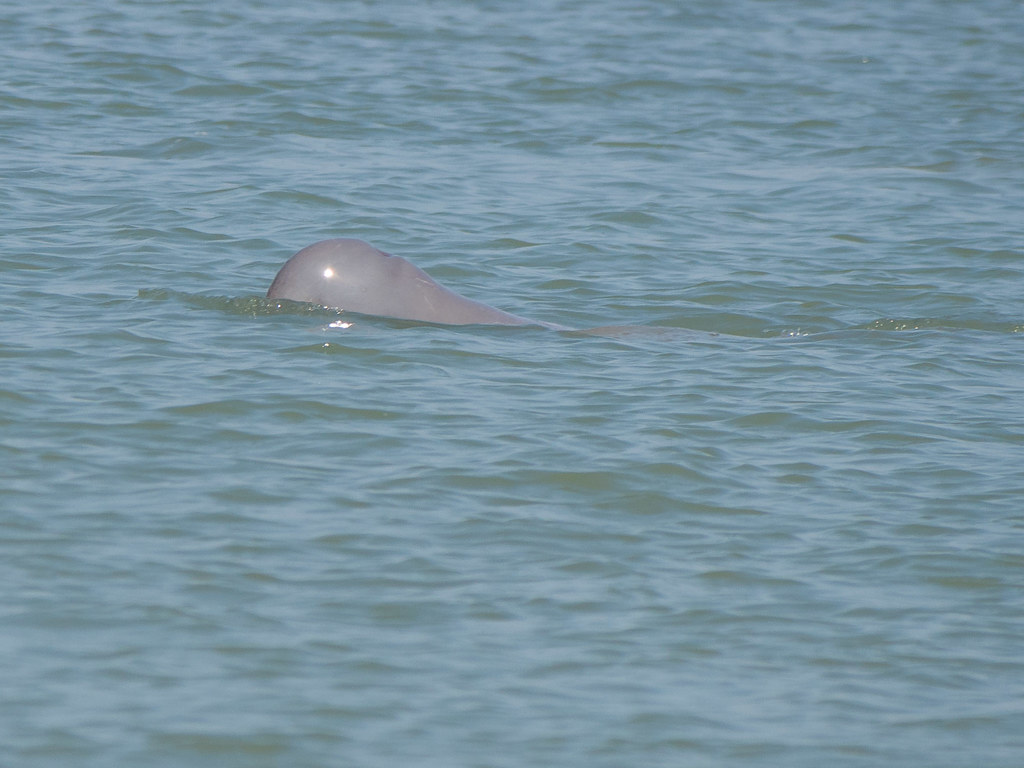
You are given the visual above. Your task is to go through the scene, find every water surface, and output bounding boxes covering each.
[3,1,1023,766]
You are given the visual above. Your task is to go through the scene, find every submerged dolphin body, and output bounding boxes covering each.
[268,238,564,328]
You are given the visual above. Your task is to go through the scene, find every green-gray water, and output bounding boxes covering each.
[3,1,1023,766]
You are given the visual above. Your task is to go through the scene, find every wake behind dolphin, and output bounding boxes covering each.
[268,238,566,328]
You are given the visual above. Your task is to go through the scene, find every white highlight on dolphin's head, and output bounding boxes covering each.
[323,267,335,279]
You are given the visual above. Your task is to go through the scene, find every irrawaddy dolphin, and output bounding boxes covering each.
[267,238,567,328]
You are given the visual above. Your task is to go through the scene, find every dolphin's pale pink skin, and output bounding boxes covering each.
[268,239,559,327]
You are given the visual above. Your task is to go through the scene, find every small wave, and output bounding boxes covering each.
[862,318,1024,333]
[137,290,1024,337]
[137,288,346,318]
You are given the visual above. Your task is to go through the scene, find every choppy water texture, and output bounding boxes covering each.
[3,1,1024,765]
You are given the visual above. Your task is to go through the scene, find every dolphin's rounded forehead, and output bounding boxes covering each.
[272,240,378,285]
[297,238,388,267]
[268,239,413,305]
[267,238,536,326]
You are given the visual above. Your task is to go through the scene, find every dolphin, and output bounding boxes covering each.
[267,238,565,328]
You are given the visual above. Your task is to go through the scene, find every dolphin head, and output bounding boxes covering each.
[267,238,539,326]
[268,239,418,317]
